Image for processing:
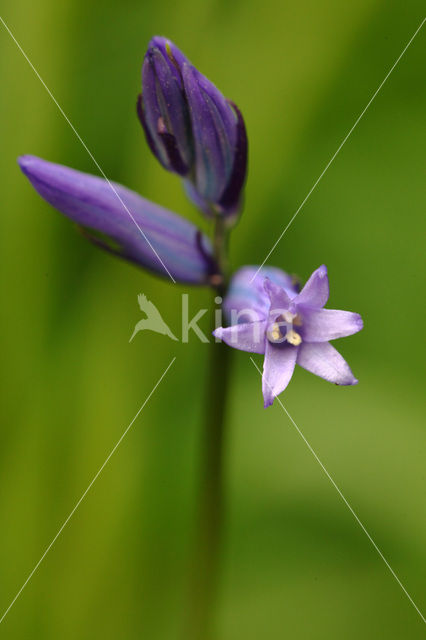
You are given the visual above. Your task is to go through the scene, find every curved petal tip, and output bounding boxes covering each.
[263,393,274,409]
[317,264,328,278]
[18,154,36,174]
[339,376,359,386]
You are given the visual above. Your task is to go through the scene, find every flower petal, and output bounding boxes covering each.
[262,341,298,407]
[18,155,213,284]
[216,100,248,217]
[182,101,247,220]
[297,342,358,385]
[140,40,192,174]
[295,265,329,308]
[213,321,267,354]
[148,36,188,83]
[183,179,212,217]
[222,266,298,323]
[264,278,292,314]
[182,63,236,204]
[300,308,363,342]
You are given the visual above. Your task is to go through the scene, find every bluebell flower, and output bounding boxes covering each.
[214,265,363,407]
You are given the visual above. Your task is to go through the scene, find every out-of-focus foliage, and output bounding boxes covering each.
[0,1,424,638]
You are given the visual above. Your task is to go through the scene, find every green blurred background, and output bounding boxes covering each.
[0,0,425,637]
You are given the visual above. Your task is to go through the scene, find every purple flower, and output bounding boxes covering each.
[18,155,215,285]
[138,36,247,220]
[213,265,363,407]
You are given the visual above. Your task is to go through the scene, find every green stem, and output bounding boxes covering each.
[188,330,232,639]
[186,216,232,639]
[212,215,228,293]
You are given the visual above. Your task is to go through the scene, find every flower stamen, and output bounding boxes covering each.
[286,329,302,346]
[267,321,302,346]
[267,322,283,342]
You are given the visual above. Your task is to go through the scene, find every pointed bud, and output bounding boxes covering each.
[139,37,248,221]
[18,155,216,285]
[182,65,247,219]
[138,37,193,176]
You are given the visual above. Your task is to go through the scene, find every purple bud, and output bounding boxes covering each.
[182,65,247,218]
[139,37,248,220]
[18,155,215,285]
[139,37,193,176]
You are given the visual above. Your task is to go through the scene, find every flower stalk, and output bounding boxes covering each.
[186,217,232,639]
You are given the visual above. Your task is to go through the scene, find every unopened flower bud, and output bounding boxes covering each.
[138,37,193,176]
[139,37,248,221]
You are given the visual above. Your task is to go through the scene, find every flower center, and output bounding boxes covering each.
[267,312,303,346]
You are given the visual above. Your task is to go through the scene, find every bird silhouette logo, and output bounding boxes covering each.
[129,294,178,343]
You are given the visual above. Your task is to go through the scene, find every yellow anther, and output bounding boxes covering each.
[268,322,283,343]
[286,329,302,346]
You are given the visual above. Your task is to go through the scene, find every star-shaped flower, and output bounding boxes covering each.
[214,265,363,407]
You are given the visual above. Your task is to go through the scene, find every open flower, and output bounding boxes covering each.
[214,265,363,407]
[18,155,215,285]
[138,36,247,220]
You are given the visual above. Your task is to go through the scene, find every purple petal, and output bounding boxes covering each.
[137,93,164,167]
[183,179,212,217]
[182,63,236,203]
[140,40,192,175]
[295,265,329,308]
[213,321,267,354]
[18,155,212,284]
[262,341,298,408]
[222,266,298,323]
[300,308,363,342]
[264,278,292,313]
[148,36,188,83]
[297,342,358,385]
[217,100,248,217]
